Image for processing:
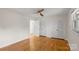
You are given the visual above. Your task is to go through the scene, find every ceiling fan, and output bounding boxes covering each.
[36,9,44,16]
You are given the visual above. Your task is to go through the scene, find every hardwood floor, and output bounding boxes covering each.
[0,36,70,51]
[30,35,70,51]
[0,39,30,51]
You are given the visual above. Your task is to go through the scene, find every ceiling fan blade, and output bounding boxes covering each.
[39,13,44,16]
[37,9,44,13]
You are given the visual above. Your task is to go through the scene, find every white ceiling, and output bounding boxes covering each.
[2,8,71,16]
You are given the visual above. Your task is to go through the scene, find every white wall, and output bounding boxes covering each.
[66,9,79,51]
[0,9,29,47]
[40,15,67,39]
